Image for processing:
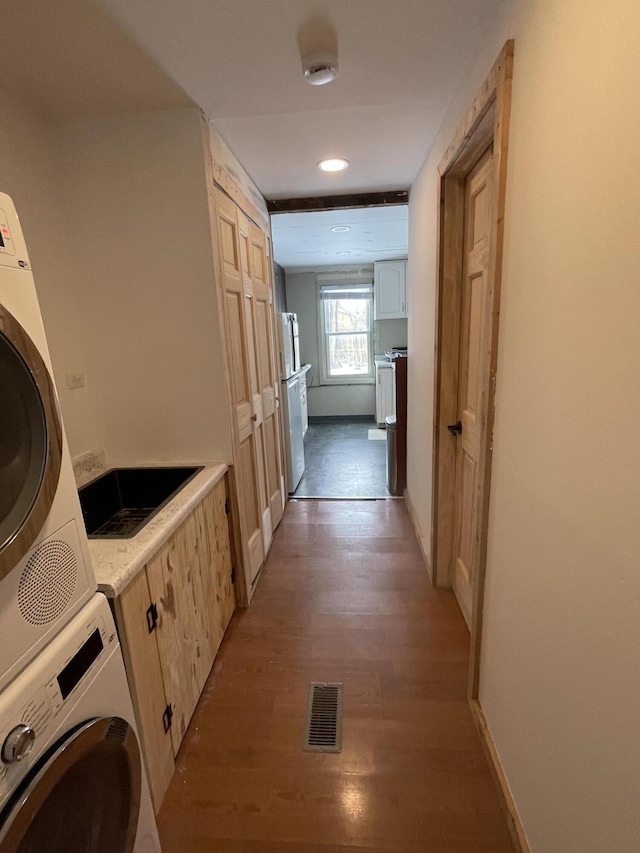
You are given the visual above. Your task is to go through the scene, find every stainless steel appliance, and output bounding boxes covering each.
[277,312,300,380]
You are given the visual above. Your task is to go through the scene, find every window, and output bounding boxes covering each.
[318,283,374,384]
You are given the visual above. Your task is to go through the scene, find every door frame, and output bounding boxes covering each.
[431,40,514,699]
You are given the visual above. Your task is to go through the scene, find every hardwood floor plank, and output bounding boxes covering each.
[157,499,514,852]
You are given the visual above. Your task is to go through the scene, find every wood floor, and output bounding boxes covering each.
[157,499,514,852]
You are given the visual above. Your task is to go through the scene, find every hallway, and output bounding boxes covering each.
[157,499,514,852]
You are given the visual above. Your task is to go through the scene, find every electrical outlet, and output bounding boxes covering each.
[66,373,86,390]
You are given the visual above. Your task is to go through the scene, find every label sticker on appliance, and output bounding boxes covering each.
[0,208,15,255]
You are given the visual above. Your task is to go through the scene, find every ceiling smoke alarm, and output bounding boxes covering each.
[302,52,339,86]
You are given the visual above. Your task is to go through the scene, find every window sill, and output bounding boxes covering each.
[317,379,375,387]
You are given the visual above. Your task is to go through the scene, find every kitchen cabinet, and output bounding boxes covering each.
[374,260,408,319]
[114,475,235,811]
[376,361,396,426]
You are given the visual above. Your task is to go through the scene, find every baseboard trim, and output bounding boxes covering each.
[470,699,530,853]
[403,488,433,582]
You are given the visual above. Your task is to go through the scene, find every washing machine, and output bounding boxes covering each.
[0,192,96,691]
[0,592,160,851]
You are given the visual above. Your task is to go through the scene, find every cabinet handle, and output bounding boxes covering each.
[146,602,158,633]
[162,703,173,733]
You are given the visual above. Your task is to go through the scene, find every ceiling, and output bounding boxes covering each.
[0,0,504,273]
[272,206,408,271]
[95,0,506,198]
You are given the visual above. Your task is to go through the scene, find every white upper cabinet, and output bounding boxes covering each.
[374,260,407,320]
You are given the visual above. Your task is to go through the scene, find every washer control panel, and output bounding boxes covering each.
[0,608,115,806]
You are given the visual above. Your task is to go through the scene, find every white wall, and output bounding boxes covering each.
[0,89,102,456]
[286,266,376,417]
[375,318,407,354]
[407,1,640,850]
[52,107,232,466]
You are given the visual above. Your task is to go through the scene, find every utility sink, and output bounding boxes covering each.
[79,466,203,538]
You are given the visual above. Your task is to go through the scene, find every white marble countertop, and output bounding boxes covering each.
[88,463,228,599]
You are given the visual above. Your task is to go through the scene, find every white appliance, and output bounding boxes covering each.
[281,372,305,493]
[0,193,96,691]
[0,593,160,851]
[276,312,300,380]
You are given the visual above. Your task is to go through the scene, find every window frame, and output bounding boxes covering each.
[317,281,375,385]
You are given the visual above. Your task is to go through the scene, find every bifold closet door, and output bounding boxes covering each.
[249,222,284,533]
[214,189,264,585]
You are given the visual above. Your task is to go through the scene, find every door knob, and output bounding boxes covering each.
[447,420,462,436]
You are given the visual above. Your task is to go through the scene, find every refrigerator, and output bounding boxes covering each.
[277,313,305,493]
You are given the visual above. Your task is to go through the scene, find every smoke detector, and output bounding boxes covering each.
[302,52,339,86]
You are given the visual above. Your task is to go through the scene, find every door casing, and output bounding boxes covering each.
[431,40,514,700]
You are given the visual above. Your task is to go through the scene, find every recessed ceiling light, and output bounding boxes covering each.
[337,251,351,256]
[331,225,351,233]
[318,158,349,172]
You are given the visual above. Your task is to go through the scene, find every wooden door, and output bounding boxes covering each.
[200,478,236,641]
[215,188,265,585]
[115,570,174,811]
[146,521,206,754]
[237,210,272,559]
[250,224,285,534]
[452,149,493,628]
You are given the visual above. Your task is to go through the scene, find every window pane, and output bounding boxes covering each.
[328,333,369,376]
[324,298,368,333]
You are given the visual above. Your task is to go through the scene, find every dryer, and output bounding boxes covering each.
[0,593,160,851]
[0,193,96,690]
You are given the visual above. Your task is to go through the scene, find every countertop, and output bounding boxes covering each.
[88,463,228,598]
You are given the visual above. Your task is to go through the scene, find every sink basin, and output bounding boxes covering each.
[79,466,203,538]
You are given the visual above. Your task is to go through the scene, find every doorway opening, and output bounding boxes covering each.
[271,203,408,499]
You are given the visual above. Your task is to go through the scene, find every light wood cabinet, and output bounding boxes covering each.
[376,362,396,426]
[209,186,285,596]
[114,476,235,812]
[374,260,408,319]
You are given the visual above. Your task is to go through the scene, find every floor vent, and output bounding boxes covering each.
[303,682,343,753]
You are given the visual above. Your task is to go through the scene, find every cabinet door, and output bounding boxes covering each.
[200,478,236,650]
[115,570,174,812]
[374,260,407,319]
[146,520,206,754]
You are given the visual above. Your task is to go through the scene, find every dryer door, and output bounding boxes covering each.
[0,717,142,852]
[0,304,62,581]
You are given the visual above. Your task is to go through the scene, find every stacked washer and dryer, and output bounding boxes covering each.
[0,194,160,851]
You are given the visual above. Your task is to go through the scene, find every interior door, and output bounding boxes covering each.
[214,188,264,586]
[452,149,493,628]
[249,224,285,532]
